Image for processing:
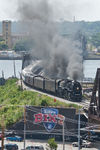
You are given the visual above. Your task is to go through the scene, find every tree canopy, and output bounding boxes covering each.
[13,39,33,52]
[89,33,100,48]
[0,40,8,50]
[47,138,58,150]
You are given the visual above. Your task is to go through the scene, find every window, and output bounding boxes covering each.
[6,23,8,31]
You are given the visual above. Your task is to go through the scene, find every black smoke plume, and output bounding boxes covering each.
[17,0,83,80]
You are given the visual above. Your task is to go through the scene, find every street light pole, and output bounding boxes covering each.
[78,109,81,150]
[63,118,65,150]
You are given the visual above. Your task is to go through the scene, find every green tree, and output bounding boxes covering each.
[0,37,4,41]
[47,138,58,150]
[0,41,8,50]
[90,32,100,47]
[13,39,33,52]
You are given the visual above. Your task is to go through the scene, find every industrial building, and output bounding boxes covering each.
[0,20,26,48]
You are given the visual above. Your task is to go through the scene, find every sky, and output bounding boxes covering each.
[0,0,100,21]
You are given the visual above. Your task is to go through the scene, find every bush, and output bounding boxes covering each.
[47,138,58,150]
[41,99,48,106]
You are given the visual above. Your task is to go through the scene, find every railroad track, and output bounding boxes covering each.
[18,80,90,109]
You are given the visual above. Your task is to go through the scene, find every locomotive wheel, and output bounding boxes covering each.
[57,88,63,98]
[63,90,68,99]
[68,93,71,101]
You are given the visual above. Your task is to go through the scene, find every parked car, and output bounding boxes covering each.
[65,136,78,142]
[72,141,80,147]
[82,140,92,148]
[72,140,92,148]
[84,135,100,142]
[4,143,18,150]
[0,147,6,150]
[6,136,23,142]
[26,145,44,150]
[0,134,3,140]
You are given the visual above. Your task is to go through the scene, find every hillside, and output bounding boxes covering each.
[59,21,100,36]
[0,21,100,36]
[0,78,80,127]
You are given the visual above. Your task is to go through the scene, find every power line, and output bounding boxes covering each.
[0,105,99,130]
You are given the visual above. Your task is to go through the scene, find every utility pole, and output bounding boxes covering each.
[63,117,65,150]
[2,70,4,78]
[20,72,23,90]
[78,109,81,150]
[23,106,26,150]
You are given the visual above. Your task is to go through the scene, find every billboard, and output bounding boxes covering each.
[34,108,65,132]
[9,106,76,136]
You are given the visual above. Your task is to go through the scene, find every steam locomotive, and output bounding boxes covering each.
[22,69,82,102]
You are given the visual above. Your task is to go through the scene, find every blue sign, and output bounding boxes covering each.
[41,108,58,132]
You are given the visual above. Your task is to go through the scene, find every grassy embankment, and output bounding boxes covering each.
[0,78,81,127]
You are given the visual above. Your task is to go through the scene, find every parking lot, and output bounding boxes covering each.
[0,139,100,150]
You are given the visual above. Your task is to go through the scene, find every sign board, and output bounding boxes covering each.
[34,108,65,132]
[9,106,76,136]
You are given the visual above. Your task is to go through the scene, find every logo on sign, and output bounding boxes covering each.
[34,108,65,132]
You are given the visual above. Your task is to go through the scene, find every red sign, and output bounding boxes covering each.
[34,113,65,125]
[33,108,65,132]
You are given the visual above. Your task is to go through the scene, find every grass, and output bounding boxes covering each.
[0,78,81,127]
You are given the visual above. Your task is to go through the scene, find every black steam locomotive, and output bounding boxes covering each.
[22,70,82,102]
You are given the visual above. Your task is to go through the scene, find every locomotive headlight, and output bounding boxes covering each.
[77,87,79,90]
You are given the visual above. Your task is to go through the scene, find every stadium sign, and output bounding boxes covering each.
[34,108,65,132]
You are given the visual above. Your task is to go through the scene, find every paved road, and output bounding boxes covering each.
[0,140,100,150]
[1,139,100,150]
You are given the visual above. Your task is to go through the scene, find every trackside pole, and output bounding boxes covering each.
[13,58,16,78]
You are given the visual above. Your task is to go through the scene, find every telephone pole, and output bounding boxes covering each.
[13,57,16,78]
[20,72,23,90]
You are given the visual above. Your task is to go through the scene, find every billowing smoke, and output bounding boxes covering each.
[17,0,83,80]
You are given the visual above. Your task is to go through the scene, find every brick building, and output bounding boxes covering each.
[0,20,26,49]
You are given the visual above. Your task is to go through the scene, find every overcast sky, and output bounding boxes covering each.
[0,0,100,21]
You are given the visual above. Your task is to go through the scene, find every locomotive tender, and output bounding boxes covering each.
[22,69,82,102]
